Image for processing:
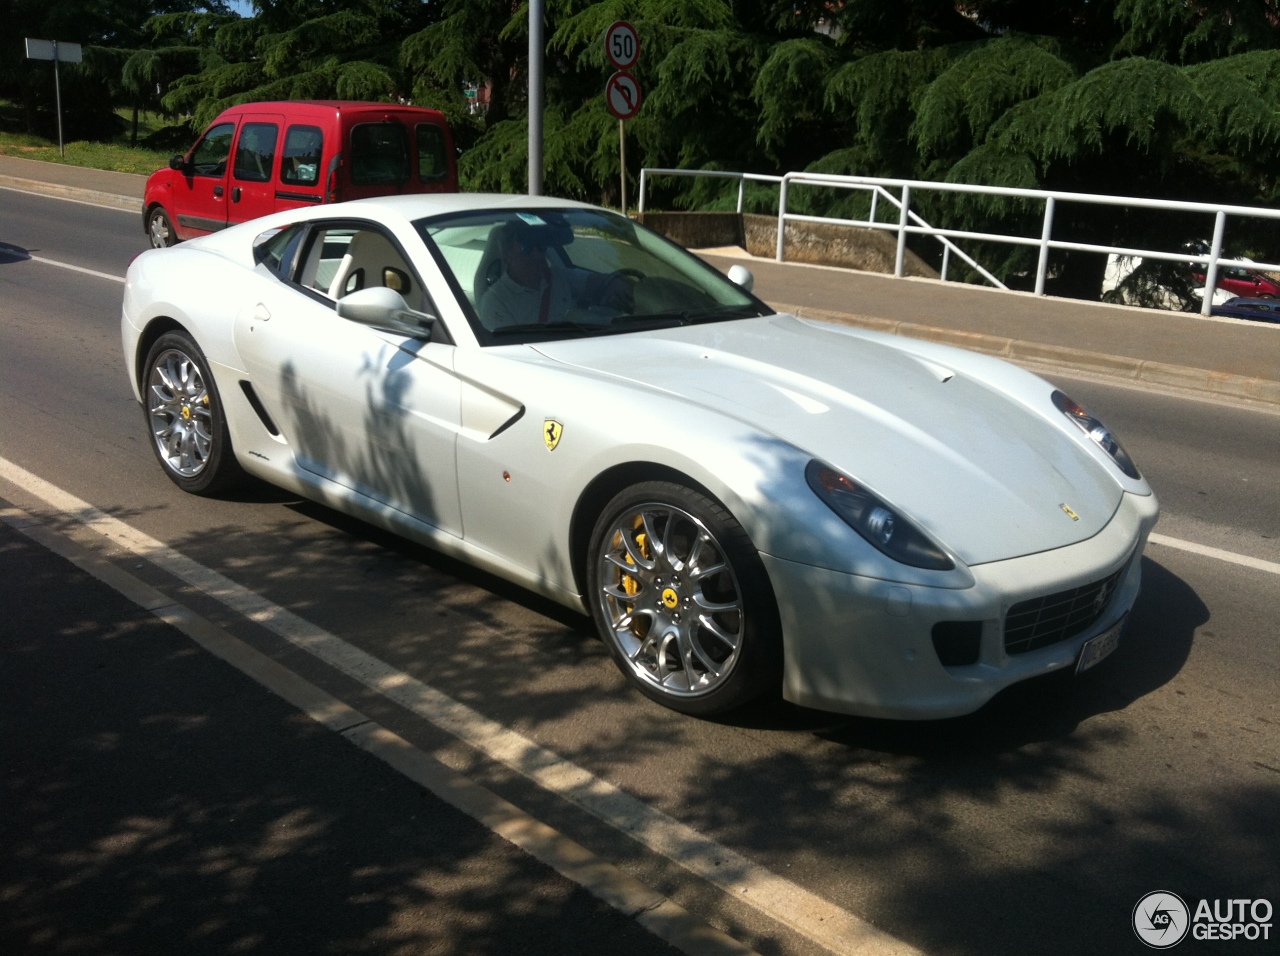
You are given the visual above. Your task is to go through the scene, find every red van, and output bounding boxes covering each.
[143,101,457,248]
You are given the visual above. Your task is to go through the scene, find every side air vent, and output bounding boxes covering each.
[239,381,280,436]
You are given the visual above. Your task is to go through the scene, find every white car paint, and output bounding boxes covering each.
[121,193,1158,718]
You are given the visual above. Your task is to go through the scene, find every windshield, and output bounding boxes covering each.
[415,207,772,344]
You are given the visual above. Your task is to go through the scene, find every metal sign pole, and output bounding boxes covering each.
[604,22,641,217]
[528,0,544,195]
[26,39,80,156]
[619,120,626,216]
[53,41,64,157]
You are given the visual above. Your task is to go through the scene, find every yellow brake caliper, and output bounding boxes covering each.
[619,519,651,633]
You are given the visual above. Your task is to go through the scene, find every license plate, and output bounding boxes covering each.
[1076,616,1125,674]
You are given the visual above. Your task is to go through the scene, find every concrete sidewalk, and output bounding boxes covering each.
[700,248,1280,407]
[4,154,1277,406]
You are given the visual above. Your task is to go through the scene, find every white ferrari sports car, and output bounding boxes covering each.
[121,193,1159,719]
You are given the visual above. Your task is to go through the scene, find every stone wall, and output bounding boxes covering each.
[634,211,939,279]
[742,214,939,278]
[633,212,743,250]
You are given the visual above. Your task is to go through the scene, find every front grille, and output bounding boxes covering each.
[1004,565,1126,655]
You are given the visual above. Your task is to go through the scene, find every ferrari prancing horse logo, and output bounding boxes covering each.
[544,419,563,451]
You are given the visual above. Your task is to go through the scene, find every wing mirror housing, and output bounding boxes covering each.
[169,154,190,173]
[728,264,754,292]
[335,286,436,339]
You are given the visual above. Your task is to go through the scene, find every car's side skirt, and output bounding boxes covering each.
[235,450,588,616]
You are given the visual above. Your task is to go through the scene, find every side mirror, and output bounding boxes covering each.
[336,286,436,339]
[169,154,187,172]
[727,264,754,293]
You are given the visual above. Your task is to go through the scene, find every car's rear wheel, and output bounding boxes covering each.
[587,481,781,716]
[147,206,176,248]
[142,332,244,495]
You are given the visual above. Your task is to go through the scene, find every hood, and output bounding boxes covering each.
[534,314,1123,566]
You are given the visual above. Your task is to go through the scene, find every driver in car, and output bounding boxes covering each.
[480,220,633,330]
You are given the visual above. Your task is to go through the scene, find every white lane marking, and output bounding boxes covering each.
[24,254,126,284]
[0,182,138,213]
[0,454,918,956]
[0,502,757,956]
[1149,533,1280,576]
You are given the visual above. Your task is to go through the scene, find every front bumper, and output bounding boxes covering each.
[766,490,1159,719]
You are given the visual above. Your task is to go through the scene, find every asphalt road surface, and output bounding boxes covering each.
[2,189,1277,956]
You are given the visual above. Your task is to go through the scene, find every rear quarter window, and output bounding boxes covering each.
[350,123,410,186]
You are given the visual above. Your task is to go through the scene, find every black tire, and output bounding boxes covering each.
[147,206,176,248]
[141,332,245,495]
[586,481,782,716]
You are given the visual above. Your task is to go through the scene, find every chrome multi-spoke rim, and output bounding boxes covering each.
[147,348,213,478]
[596,503,745,697]
[149,213,171,248]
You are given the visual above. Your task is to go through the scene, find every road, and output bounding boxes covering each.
[1,189,1278,956]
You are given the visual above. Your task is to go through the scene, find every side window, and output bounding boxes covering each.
[350,123,410,186]
[296,225,435,316]
[253,225,307,279]
[281,125,323,186]
[416,123,448,183]
[191,122,235,177]
[233,122,279,183]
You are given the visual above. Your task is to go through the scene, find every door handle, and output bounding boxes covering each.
[213,185,223,198]
[232,187,241,202]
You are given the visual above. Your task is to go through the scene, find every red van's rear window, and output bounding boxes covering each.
[350,123,410,186]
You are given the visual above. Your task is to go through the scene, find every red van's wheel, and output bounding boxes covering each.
[147,207,177,248]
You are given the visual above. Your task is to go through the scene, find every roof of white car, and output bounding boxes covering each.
[344,192,594,218]
[188,193,600,259]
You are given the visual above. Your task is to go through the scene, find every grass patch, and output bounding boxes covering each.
[0,102,190,175]
[0,133,173,175]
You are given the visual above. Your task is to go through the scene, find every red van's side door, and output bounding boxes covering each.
[227,113,284,226]
[173,120,235,239]
[274,122,327,211]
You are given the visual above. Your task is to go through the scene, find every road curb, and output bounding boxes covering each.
[781,303,1280,408]
[0,174,140,213]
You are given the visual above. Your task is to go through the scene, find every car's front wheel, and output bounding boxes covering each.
[147,206,176,248]
[587,481,781,716]
[142,332,244,495]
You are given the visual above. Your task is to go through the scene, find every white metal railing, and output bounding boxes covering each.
[637,168,783,216]
[639,167,1280,316]
[637,167,1004,291]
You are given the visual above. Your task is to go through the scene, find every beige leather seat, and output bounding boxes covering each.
[329,230,420,309]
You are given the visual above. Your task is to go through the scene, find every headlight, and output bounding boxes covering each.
[805,461,955,571]
[1051,391,1140,479]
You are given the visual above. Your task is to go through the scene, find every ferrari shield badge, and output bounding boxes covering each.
[544,419,564,451]
[1060,503,1080,521]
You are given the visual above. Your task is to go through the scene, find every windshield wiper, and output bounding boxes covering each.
[489,320,608,337]
[610,312,691,329]
[614,305,768,329]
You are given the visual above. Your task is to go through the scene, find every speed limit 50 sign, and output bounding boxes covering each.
[605,21,640,71]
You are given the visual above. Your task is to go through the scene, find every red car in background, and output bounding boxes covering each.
[144,101,457,248]
[1191,262,1280,298]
